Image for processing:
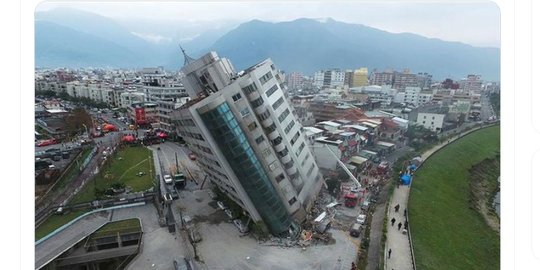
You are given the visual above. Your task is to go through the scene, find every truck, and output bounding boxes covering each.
[174,173,186,189]
[344,193,359,208]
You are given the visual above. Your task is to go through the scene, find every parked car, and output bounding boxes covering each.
[36,139,57,147]
[164,174,173,184]
[217,201,227,210]
[356,214,367,225]
[350,223,362,237]
[224,209,234,219]
[233,219,249,234]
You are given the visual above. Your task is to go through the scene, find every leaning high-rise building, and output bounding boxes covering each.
[172,51,324,237]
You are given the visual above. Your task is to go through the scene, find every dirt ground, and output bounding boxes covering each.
[468,156,500,232]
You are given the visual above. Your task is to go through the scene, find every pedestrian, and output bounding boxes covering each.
[404,221,409,230]
[394,204,400,212]
[398,222,402,231]
[404,208,407,217]
[391,217,396,226]
[388,248,392,259]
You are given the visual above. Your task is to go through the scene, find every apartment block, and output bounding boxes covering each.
[173,52,323,237]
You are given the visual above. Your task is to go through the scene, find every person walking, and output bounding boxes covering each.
[394,204,400,212]
[404,221,409,230]
[398,222,402,231]
[388,248,392,259]
[404,208,407,217]
[391,217,396,226]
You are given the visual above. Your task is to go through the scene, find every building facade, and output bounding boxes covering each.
[173,52,323,237]
[352,68,369,88]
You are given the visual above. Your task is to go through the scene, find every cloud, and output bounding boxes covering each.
[130,32,172,44]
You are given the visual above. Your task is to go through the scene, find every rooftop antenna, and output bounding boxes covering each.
[179,44,195,66]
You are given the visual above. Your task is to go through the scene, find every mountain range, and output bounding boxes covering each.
[35,8,500,80]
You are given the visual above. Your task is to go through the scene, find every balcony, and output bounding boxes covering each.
[285,166,297,176]
[267,130,279,140]
[274,142,286,152]
[280,154,292,164]
[248,90,260,101]
[254,105,267,115]
[261,117,273,128]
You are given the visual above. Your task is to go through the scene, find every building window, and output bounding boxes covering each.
[307,163,315,176]
[265,84,279,97]
[240,108,250,117]
[284,120,295,134]
[259,71,273,85]
[296,142,305,157]
[248,121,258,131]
[262,148,272,157]
[290,131,300,146]
[250,97,264,108]
[422,121,426,124]
[275,173,285,183]
[269,161,278,171]
[241,83,258,94]
[288,197,297,205]
[232,93,242,101]
[272,97,285,110]
[431,122,434,125]
[255,135,265,144]
[278,109,290,123]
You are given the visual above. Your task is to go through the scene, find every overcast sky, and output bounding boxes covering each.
[36,1,501,48]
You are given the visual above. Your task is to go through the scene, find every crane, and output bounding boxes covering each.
[324,145,363,208]
[324,144,362,189]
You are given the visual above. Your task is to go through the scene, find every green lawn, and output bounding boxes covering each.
[409,126,500,270]
[35,210,86,241]
[71,146,155,204]
[36,146,154,241]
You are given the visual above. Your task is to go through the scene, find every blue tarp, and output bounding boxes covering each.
[401,174,412,185]
[409,164,417,171]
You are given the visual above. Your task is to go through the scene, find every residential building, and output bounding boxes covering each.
[393,70,418,90]
[416,112,445,132]
[127,102,159,126]
[418,91,434,105]
[344,70,354,88]
[313,69,345,88]
[352,68,369,87]
[173,51,323,237]
[285,72,304,90]
[404,87,421,106]
[460,74,482,93]
[370,70,394,86]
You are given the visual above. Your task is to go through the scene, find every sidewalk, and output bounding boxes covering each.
[384,124,491,270]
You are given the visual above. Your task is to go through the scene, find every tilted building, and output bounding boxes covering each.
[172,52,324,237]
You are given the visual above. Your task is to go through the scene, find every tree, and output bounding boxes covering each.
[64,108,93,135]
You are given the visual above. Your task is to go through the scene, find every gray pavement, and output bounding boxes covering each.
[366,184,391,270]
